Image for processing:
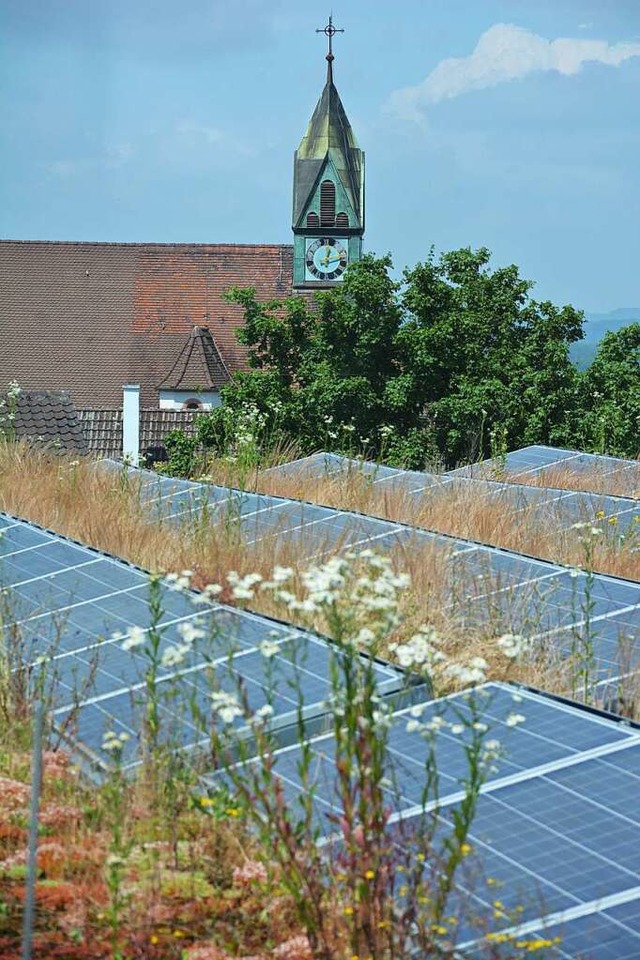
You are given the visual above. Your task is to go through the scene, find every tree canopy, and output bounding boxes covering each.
[168,249,639,472]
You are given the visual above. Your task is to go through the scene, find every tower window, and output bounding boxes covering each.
[306,212,320,229]
[320,180,336,226]
[336,212,349,229]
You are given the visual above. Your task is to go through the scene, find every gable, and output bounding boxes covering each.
[294,154,359,231]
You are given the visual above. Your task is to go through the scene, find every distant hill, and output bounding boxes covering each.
[570,307,640,369]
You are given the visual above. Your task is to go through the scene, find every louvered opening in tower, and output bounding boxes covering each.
[306,212,320,229]
[336,212,349,228]
[320,180,336,227]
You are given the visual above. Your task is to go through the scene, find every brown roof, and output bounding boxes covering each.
[158,325,230,391]
[78,408,200,458]
[0,240,294,407]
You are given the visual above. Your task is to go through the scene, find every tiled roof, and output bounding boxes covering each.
[158,325,230,391]
[2,390,88,452]
[0,240,294,407]
[78,408,200,458]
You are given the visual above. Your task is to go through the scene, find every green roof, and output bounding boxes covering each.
[293,62,364,229]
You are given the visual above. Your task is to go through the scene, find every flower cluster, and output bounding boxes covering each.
[389,625,446,672]
[495,633,531,660]
[210,690,243,725]
[102,730,131,753]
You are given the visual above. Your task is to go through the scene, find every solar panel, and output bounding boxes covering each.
[204,682,640,957]
[265,451,640,531]
[448,445,640,497]
[0,510,408,775]
[103,461,640,703]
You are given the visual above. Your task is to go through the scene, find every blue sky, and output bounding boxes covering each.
[1,0,639,313]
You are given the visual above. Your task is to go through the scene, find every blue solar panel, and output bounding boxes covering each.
[0,511,407,775]
[207,682,640,957]
[449,445,640,496]
[266,451,639,531]
[103,460,640,703]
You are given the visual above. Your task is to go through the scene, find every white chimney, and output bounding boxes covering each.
[122,384,140,464]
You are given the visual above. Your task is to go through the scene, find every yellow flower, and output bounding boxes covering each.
[173,930,184,938]
[364,869,375,880]
[199,796,214,806]
[150,934,159,945]
[226,807,240,817]
[460,843,472,857]
[431,924,448,935]
[344,906,354,916]
[595,510,606,519]
[608,516,618,525]
[486,931,512,944]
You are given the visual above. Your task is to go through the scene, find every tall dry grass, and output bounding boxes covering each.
[0,440,635,711]
[0,443,560,690]
[256,464,640,581]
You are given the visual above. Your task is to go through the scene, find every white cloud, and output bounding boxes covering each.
[387,24,640,120]
[48,143,133,177]
[175,120,252,157]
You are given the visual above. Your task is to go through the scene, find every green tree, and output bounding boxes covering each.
[399,247,584,465]
[189,248,588,470]
[567,323,640,457]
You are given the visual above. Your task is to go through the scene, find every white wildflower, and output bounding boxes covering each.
[161,643,190,668]
[444,661,487,686]
[178,621,205,644]
[450,723,465,735]
[505,712,526,727]
[210,691,243,725]
[227,570,263,600]
[255,703,274,720]
[496,633,531,660]
[409,702,429,718]
[193,583,223,604]
[122,625,146,651]
[165,570,193,592]
[258,638,280,658]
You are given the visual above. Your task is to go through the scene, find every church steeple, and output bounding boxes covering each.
[292,18,365,287]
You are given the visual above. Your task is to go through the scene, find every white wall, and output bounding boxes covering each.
[158,390,221,411]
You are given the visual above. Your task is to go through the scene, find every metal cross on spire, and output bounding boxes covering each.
[316,15,344,81]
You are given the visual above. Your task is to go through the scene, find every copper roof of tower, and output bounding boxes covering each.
[293,47,364,228]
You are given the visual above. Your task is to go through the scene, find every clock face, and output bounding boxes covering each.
[305,237,348,281]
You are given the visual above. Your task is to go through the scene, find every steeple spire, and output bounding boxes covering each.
[316,15,344,85]
[291,18,364,286]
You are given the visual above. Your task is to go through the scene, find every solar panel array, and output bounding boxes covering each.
[449,444,640,498]
[203,682,640,958]
[265,451,640,531]
[0,510,408,775]
[105,460,640,704]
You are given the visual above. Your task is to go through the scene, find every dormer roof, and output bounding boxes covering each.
[158,324,231,391]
